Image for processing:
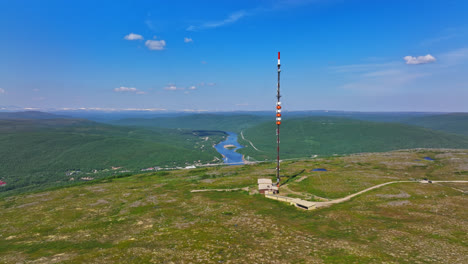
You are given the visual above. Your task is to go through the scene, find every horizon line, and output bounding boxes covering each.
[0,107,465,114]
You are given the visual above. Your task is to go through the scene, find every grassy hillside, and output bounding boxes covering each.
[401,113,468,136]
[238,117,468,161]
[0,119,225,196]
[112,113,271,132]
[0,149,466,263]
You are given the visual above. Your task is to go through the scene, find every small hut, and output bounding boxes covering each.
[258,178,278,194]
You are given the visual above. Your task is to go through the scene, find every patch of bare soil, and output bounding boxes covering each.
[15,201,39,209]
[30,253,76,264]
[384,200,411,206]
[456,162,468,171]
[376,191,411,199]
[379,161,426,169]
[26,192,50,198]
[296,175,309,182]
[90,199,109,206]
[85,186,107,192]
[129,200,146,208]
[201,178,215,183]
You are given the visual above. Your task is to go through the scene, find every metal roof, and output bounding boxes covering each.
[258,178,272,184]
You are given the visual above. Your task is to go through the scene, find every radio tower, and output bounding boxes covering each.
[276,52,282,190]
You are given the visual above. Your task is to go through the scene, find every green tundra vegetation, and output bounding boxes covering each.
[0,149,466,263]
[0,118,225,196]
[237,117,468,161]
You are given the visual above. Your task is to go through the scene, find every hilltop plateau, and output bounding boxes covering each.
[1,149,467,263]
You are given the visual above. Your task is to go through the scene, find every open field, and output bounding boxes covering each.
[1,149,466,263]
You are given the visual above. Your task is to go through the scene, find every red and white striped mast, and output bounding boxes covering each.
[276,52,282,190]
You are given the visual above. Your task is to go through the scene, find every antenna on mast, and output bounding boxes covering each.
[276,52,281,191]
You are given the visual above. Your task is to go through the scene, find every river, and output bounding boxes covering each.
[214,132,245,165]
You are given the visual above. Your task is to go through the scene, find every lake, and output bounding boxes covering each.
[214,132,245,165]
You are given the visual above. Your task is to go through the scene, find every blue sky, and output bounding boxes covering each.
[1,0,468,112]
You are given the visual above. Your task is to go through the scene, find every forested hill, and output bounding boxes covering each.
[401,113,468,136]
[238,117,468,160]
[0,118,224,196]
[112,114,271,132]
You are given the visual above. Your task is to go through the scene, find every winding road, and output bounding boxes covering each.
[292,180,468,209]
[240,131,261,151]
[313,181,414,208]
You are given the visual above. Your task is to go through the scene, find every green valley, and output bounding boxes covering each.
[238,117,468,161]
[0,117,225,196]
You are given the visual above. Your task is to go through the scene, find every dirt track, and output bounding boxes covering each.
[241,131,261,151]
[190,187,249,193]
[313,180,468,208]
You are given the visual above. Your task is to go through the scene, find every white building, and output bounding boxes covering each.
[257,178,279,194]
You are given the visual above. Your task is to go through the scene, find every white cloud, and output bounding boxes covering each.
[199,82,216,86]
[201,61,207,64]
[184,37,193,43]
[404,54,436,65]
[114,86,145,94]
[124,33,144,40]
[145,38,166,50]
[164,84,182,91]
[0,88,5,94]
[114,87,137,92]
[187,10,247,31]
[32,88,40,92]
[164,84,198,91]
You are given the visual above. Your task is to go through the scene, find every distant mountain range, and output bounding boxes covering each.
[0,111,70,119]
[111,114,271,132]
